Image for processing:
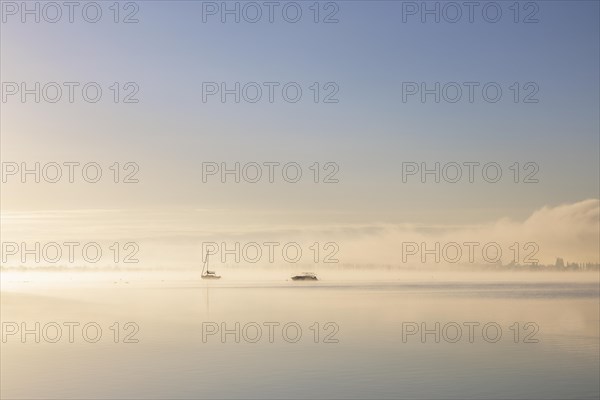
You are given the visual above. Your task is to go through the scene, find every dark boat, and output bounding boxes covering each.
[291,272,318,281]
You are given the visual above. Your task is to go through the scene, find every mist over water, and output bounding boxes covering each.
[2,269,598,399]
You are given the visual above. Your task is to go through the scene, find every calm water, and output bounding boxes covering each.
[1,270,599,399]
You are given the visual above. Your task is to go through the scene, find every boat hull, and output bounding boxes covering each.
[291,276,318,281]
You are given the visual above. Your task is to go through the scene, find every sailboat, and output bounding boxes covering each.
[201,251,221,279]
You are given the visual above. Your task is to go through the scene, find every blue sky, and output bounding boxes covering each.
[1,0,599,230]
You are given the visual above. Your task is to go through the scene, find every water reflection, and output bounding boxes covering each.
[1,270,598,399]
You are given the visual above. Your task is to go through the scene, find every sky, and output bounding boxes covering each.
[1,0,599,267]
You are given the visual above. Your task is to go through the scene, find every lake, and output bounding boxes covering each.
[1,270,598,399]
